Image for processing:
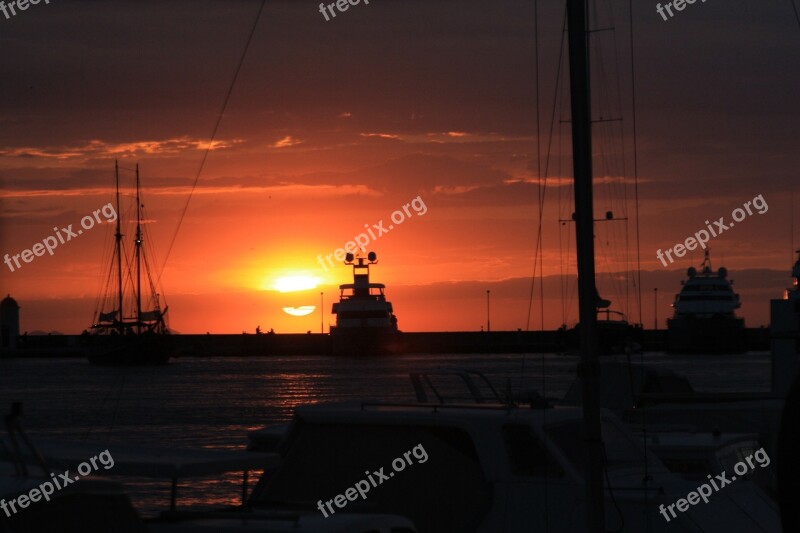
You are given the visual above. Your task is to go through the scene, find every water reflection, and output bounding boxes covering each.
[0,352,771,515]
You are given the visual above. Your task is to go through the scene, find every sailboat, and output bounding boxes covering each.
[85,161,172,366]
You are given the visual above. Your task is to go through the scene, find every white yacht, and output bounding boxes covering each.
[241,400,779,532]
[667,249,745,353]
[329,252,403,355]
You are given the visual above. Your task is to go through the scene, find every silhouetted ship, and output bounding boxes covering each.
[667,249,745,353]
[330,252,403,356]
[85,162,172,366]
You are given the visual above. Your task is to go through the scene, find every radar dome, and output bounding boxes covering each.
[687,267,697,278]
[718,267,728,279]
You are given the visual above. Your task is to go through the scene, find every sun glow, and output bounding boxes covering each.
[282,306,317,317]
[272,275,320,293]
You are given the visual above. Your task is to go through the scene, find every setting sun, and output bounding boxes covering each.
[272,275,320,293]
[282,306,317,317]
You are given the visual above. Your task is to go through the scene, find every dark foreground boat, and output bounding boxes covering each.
[329,252,404,356]
[85,162,172,366]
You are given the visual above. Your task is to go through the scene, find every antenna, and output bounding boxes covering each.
[114,160,123,333]
[789,188,794,265]
[135,164,142,335]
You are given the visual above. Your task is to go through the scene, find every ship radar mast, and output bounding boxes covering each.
[701,248,712,275]
[344,251,378,297]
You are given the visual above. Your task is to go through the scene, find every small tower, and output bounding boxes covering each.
[1,294,20,349]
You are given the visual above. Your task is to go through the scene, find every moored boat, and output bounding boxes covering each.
[667,250,745,353]
[329,252,403,356]
[85,162,172,366]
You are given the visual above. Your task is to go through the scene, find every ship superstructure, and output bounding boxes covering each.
[330,252,401,355]
[667,249,745,353]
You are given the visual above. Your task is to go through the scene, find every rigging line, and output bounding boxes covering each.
[628,1,651,530]
[518,7,565,528]
[94,222,116,320]
[605,0,635,319]
[790,0,800,30]
[526,2,568,333]
[533,3,552,532]
[626,21,643,324]
[791,186,795,268]
[156,0,267,285]
[626,7,643,328]
[536,0,546,340]
[525,5,569,532]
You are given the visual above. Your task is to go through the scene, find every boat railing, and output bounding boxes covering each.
[410,369,504,404]
[408,369,552,408]
[359,401,518,413]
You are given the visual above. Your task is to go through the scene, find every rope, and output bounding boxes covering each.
[628,1,652,530]
[789,0,800,31]
[157,0,267,285]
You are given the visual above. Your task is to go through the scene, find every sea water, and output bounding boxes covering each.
[0,352,771,515]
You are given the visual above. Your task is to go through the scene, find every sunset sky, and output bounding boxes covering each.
[1,0,798,334]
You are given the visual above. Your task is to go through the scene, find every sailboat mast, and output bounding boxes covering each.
[114,160,124,333]
[135,164,142,335]
[566,0,605,531]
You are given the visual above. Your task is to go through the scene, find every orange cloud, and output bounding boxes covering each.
[0,137,241,160]
[271,136,303,148]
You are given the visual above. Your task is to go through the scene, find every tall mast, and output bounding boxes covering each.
[114,160,124,333]
[566,0,605,531]
[135,164,142,335]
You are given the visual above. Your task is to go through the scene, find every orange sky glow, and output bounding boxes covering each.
[1,1,798,334]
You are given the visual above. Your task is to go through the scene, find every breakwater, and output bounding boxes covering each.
[0,328,771,357]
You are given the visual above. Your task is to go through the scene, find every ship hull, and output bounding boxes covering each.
[85,334,172,366]
[330,327,404,356]
[667,316,746,354]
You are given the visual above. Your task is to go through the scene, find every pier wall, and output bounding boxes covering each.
[0,328,771,358]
